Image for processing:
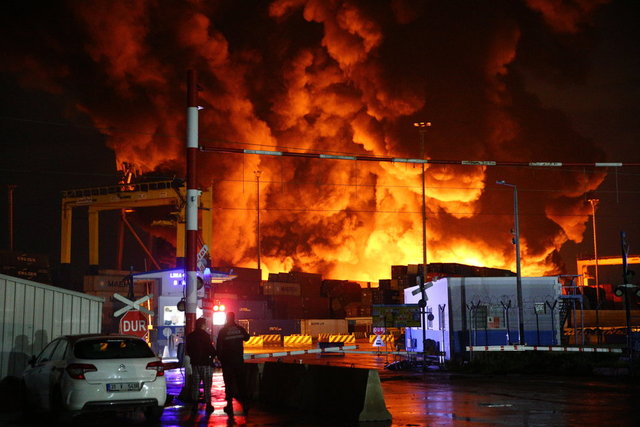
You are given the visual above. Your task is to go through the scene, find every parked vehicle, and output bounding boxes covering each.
[22,334,166,422]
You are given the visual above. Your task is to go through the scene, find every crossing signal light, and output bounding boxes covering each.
[212,300,227,325]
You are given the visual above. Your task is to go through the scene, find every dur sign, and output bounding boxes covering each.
[120,310,148,338]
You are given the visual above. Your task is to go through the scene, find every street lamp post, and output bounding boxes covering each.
[413,121,431,367]
[255,170,262,271]
[497,180,525,344]
[413,121,431,279]
[587,198,601,343]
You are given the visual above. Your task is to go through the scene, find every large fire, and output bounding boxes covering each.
[3,0,610,281]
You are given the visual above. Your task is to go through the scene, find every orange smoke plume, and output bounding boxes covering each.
[1,0,612,281]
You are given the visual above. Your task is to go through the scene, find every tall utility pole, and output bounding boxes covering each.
[254,170,262,271]
[497,180,525,344]
[588,198,601,343]
[185,69,200,335]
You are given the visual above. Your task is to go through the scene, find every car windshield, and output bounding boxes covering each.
[74,338,155,359]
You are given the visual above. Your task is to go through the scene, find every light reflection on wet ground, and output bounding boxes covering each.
[3,342,639,426]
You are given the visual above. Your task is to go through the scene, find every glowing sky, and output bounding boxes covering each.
[1,0,639,284]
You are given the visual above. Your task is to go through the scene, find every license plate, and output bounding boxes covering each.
[107,382,141,392]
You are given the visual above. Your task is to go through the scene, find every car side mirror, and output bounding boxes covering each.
[28,355,37,366]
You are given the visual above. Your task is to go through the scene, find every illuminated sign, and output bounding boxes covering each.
[168,272,186,286]
[372,304,421,327]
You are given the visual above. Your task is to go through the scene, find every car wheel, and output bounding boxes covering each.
[144,405,164,422]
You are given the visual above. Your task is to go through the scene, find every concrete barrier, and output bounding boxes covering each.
[317,333,331,342]
[328,334,356,344]
[257,361,391,422]
[284,335,312,347]
[245,336,265,347]
[368,334,394,343]
[260,334,282,345]
[245,362,263,401]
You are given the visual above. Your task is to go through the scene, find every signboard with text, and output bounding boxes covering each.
[120,310,149,339]
[372,304,421,327]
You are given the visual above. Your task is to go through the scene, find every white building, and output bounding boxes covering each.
[404,276,563,361]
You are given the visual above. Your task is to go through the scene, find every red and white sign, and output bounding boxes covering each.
[373,327,386,335]
[120,310,148,338]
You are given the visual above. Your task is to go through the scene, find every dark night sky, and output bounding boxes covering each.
[1,0,639,287]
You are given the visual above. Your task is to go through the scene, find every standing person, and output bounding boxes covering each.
[216,312,250,416]
[186,317,217,413]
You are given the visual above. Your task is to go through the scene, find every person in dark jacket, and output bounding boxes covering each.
[216,312,250,416]
[186,317,217,412]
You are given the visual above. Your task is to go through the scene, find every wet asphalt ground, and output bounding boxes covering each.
[1,340,639,426]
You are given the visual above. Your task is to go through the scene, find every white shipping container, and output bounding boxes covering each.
[0,274,103,379]
[300,318,348,338]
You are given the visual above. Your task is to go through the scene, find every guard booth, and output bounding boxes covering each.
[132,268,236,357]
[403,276,563,361]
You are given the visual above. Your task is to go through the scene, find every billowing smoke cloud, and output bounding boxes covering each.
[1,0,609,280]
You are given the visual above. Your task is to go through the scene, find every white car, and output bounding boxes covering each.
[22,334,166,422]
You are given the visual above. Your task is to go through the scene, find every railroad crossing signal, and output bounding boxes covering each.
[412,281,434,296]
[113,293,154,317]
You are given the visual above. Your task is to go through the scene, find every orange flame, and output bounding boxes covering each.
[2,0,611,281]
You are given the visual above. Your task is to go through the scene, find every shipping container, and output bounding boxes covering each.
[268,295,304,319]
[0,250,49,268]
[0,265,50,284]
[242,319,301,336]
[211,266,261,296]
[216,298,270,320]
[300,319,348,338]
[214,266,261,282]
[303,296,330,318]
[84,270,151,295]
[391,265,408,279]
[262,281,301,296]
[346,316,373,334]
[215,280,261,297]
[272,271,322,297]
[0,274,103,379]
[0,250,51,284]
[378,279,391,290]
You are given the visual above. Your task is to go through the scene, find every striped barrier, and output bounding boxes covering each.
[329,334,356,344]
[284,335,312,347]
[368,335,394,343]
[318,333,331,342]
[245,336,265,347]
[244,345,358,360]
[261,334,282,345]
[466,345,623,353]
